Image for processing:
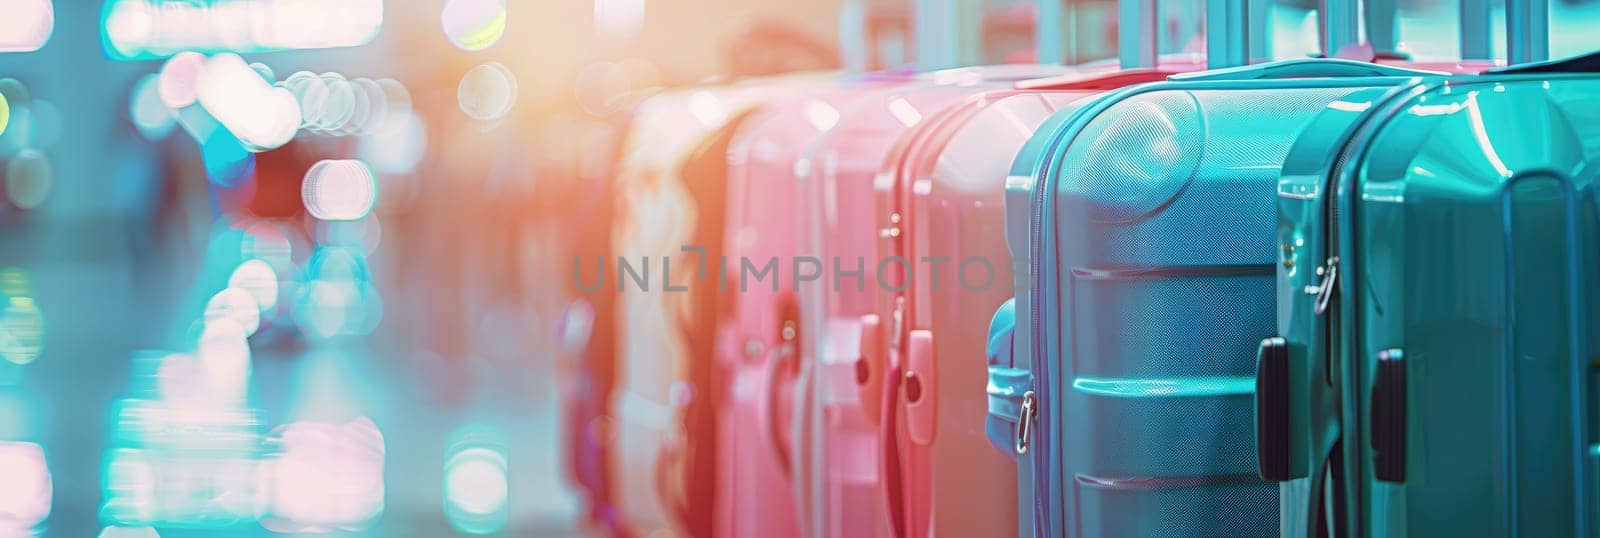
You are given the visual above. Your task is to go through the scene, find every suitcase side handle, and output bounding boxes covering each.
[903,330,937,445]
[1256,336,1292,481]
[762,295,804,479]
[1371,348,1407,483]
[1170,58,1447,82]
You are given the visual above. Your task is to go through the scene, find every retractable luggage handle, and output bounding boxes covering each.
[1463,0,1549,64]
[1170,58,1447,81]
[1457,0,1554,64]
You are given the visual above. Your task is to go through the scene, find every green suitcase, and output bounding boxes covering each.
[1260,48,1600,536]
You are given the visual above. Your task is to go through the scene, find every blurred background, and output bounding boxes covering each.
[0,0,1597,536]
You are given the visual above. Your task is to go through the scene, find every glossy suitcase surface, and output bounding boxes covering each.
[1000,59,1446,537]
[1271,51,1600,537]
[869,68,1193,538]
[794,79,984,538]
[794,66,1088,538]
[873,89,1077,538]
[718,84,887,538]
[1260,61,1495,538]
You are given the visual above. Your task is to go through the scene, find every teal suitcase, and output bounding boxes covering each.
[1259,49,1600,536]
[990,2,1454,536]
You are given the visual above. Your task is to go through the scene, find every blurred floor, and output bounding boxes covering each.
[11,229,586,536]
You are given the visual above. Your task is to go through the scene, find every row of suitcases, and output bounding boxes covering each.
[554,0,1600,535]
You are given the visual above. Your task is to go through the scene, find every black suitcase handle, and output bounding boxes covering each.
[1256,336,1291,481]
[1371,348,1407,483]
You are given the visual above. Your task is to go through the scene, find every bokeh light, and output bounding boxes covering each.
[446,449,508,515]
[195,53,301,152]
[457,62,517,122]
[0,268,43,368]
[5,149,52,210]
[281,72,407,136]
[247,62,274,83]
[102,0,383,59]
[594,0,645,37]
[0,441,50,530]
[282,71,329,130]
[0,80,27,157]
[441,0,507,51]
[0,92,8,138]
[261,417,385,532]
[227,260,279,313]
[443,426,509,535]
[0,296,44,367]
[240,221,296,273]
[127,74,174,141]
[294,247,382,339]
[203,288,262,337]
[375,79,412,126]
[358,111,426,175]
[0,0,53,52]
[349,78,386,136]
[302,160,378,221]
[196,320,251,404]
[157,52,205,110]
[98,526,159,538]
[315,73,356,133]
[316,215,383,256]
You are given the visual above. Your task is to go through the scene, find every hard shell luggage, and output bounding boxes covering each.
[1255,3,1529,536]
[990,1,1451,533]
[1260,44,1600,537]
[794,77,985,538]
[865,66,1195,538]
[717,83,898,538]
[792,64,1101,538]
[608,79,811,537]
[552,113,630,535]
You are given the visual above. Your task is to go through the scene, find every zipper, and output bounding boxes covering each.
[1015,391,1037,454]
[1306,256,1339,316]
[1027,132,1052,538]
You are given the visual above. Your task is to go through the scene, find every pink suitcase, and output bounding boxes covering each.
[792,65,1095,538]
[864,66,1198,538]
[609,83,791,538]
[716,83,896,538]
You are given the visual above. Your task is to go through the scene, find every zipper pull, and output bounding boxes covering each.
[1303,256,1339,315]
[889,296,906,349]
[1015,390,1037,455]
